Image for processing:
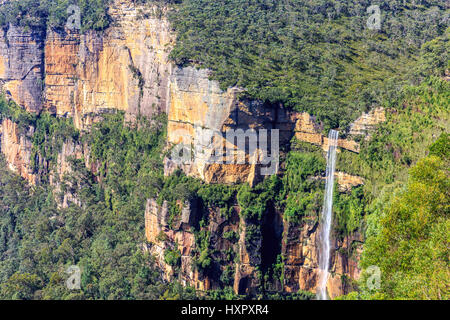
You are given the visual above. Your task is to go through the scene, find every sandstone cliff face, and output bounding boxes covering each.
[0,0,176,186]
[0,25,44,113]
[293,112,360,153]
[0,116,91,206]
[166,91,294,185]
[49,139,93,208]
[233,214,262,295]
[0,1,173,128]
[0,0,364,186]
[282,220,362,299]
[144,192,363,298]
[165,66,243,183]
[145,197,242,292]
[335,172,364,192]
[44,1,174,129]
[166,98,362,185]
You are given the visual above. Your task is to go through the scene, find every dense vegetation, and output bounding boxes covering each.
[278,142,325,224]
[337,133,449,300]
[0,0,448,300]
[0,0,116,32]
[0,101,202,299]
[168,0,448,129]
[362,149,448,299]
[338,77,449,194]
[335,78,449,299]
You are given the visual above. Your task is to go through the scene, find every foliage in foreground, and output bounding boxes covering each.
[337,133,449,300]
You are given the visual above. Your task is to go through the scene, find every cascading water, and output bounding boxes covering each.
[317,129,339,300]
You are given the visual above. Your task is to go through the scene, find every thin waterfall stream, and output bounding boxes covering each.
[317,129,339,300]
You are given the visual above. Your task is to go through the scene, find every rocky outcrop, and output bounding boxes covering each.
[145,197,241,291]
[335,172,364,192]
[282,221,319,293]
[349,107,386,137]
[165,82,287,185]
[145,198,205,288]
[293,113,360,153]
[144,193,362,298]
[166,91,362,184]
[233,214,262,295]
[316,172,365,192]
[165,66,243,183]
[144,196,264,295]
[49,139,92,208]
[443,69,450,82]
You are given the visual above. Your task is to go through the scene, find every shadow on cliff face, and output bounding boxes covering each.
[261,202,283,281]
[237,276,249,295]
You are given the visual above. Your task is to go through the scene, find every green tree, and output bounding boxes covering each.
[361,154,449,299]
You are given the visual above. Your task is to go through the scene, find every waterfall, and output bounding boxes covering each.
[317,129,339,300]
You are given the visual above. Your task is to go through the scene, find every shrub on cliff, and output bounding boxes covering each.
[164,248,181,267]
[280,151,325,223]
[0,95,36,132]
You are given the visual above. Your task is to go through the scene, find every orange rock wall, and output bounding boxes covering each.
[0,119,37,184]
[44,1,175,129]
[282,220,363,299]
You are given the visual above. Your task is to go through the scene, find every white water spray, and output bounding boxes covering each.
[317,129,339,300]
